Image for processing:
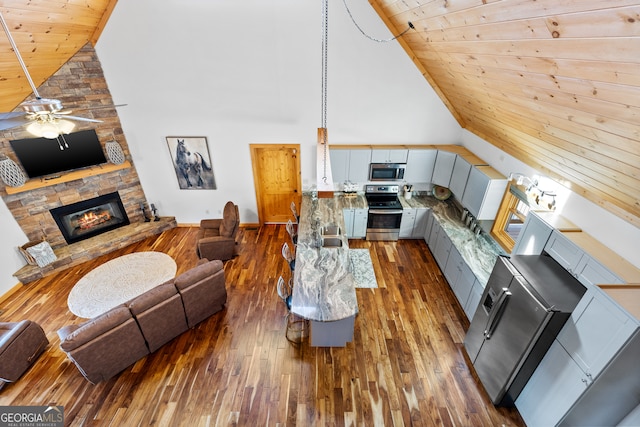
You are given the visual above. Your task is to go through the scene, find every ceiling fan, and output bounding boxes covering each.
[0,11,122,139]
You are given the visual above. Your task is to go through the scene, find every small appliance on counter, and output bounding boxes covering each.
[464,254,586,407]
[342,181,360,197]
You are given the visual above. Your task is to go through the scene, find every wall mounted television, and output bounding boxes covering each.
[9,129,108,179]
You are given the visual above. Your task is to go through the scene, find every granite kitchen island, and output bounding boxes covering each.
[290,193,358,347]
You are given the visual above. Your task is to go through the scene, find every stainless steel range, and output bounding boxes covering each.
[365,185,403,241]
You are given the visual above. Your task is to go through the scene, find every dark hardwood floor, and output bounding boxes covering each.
[0,225,525,426]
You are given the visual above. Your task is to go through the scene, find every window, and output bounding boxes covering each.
[491,182,540,252]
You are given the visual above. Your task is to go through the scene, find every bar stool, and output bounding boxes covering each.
[286,219,298,247]
[281,241,295,272]
[290,201,300,223]
[277,276,307,343]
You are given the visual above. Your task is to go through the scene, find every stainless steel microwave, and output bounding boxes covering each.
[369,163,406,181]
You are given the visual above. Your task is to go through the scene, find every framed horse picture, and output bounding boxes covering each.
[166,136,217,189]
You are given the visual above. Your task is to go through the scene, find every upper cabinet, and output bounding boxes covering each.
[371,149,408,163]
[404,149,436,183]
[449,155,472,198]
[461,166,508,220]
[329,147,371,183]
[431,150,457,188]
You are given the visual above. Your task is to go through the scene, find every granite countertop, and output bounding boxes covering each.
[290,193,359,322]
[405,194,506,286]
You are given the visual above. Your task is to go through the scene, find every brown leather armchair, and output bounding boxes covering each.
[196,201,239,261]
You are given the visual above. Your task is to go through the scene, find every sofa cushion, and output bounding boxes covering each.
[59,305,132,352]
[219,202,237,237]
[126,283,189,353]
[127,283,178,316]
[174,260,223,291]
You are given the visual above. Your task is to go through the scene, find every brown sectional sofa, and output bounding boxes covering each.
[0,320,49,386]
[58,259,227,384]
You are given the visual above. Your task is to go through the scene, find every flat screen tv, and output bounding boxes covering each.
[9,129,108,178]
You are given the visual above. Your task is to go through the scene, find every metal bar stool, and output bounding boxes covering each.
[281,242,295,272]
[286,219,298,247]
[277,276,307,343]
[290,201,300,223]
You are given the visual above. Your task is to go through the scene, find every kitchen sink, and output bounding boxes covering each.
[321,237,343,248]
[321,225,341,236]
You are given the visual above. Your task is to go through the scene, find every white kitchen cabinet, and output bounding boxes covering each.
[405,149,436,183]
[516,339,590,427]
[424,209,435,243]
[517,287,640,427]
[427,217,441,251]
[443,244,463,286]
[512,211,554,255]
[556,287,637,379]
[460,165,508,220]
[371,148,408,163]
[400,207,430,239]
[463,279,483,320]
[444,245,477,312]
[544,230,624,287]
[433,225,452,270]
[344,208,367,238]
[330,149,349,184]
[431,150,456,188]
[400,209,416,238]
[449,155,471,198]
[412,208,429,238]
[330,148,371,184]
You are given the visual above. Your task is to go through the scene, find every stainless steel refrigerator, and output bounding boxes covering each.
[464,254,586,406]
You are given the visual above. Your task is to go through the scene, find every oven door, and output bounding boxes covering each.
[366,209,403,241]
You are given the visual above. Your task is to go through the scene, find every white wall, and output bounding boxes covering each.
[462,130,640,269]
[94,0,461,224]
[0,200,28,296]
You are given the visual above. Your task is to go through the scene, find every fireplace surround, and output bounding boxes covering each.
[50,192,130,244]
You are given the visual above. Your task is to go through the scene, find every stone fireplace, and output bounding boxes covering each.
[50,192,130,244]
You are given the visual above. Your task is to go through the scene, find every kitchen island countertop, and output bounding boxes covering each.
[290,193,358,322]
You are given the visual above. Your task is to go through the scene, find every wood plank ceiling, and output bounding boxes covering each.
[371,0,640,227]
[1,0,639,228]
[0,0,115,112]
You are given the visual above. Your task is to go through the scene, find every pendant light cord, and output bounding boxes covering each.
[320,0,329,184]
[342,0,414,43]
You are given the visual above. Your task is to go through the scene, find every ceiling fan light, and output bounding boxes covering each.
[26,121,59,139]
[57,119,76,134]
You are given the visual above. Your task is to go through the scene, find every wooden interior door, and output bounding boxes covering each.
[250,144,301,224]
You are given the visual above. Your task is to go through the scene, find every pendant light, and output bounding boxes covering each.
[316,0,335,198]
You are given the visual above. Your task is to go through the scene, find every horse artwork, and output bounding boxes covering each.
[166,137,216,189]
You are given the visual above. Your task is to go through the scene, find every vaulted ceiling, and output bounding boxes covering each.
[1,0,639,227]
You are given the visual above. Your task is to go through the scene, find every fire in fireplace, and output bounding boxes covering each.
[50,192,130,244]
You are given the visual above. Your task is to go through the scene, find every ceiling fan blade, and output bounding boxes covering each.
[54,114,103,123]
[0,112,29,131]
[66,103,128,112]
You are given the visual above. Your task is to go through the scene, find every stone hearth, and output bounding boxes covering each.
[14,217,177,284]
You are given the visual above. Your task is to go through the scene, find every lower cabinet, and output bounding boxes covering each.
[433,225,452,269]
[516,286,640,426]
[463,279,483,320]
[343,208,367,238]
[516,339,589,427]
[401,207,430,239]
[428,215,482,320]
[444,245,476,314]
[400,209,416,238]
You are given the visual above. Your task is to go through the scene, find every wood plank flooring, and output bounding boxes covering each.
[0,225,525,426]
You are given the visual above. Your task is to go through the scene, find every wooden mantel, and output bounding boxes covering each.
[5,161,132,195]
